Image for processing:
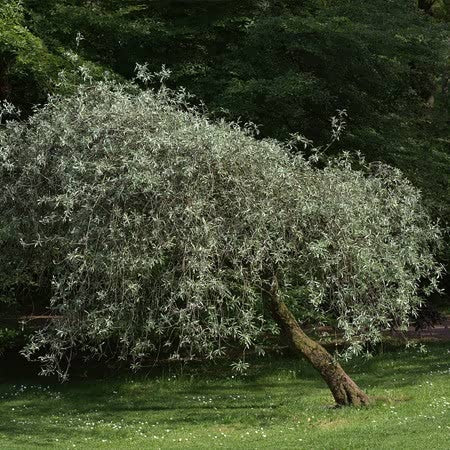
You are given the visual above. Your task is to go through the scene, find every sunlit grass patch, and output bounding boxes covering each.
[0,342,449,449]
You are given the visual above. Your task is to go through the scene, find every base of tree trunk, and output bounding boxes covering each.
[264,276,371,407]
[322,367,371,407]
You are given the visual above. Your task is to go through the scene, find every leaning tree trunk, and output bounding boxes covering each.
[263,276,370,407]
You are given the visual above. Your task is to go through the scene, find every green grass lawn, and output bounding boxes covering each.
[0,343,449,449]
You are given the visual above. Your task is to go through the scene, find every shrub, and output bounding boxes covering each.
[0,327,20,355]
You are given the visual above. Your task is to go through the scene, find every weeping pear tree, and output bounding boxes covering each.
[0,75,443,406]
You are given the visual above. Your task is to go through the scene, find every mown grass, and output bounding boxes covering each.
[0,342,449,449]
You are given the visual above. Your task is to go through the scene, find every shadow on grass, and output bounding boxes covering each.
[0,342,448,443]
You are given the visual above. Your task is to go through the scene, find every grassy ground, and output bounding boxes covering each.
[0,342,449,449]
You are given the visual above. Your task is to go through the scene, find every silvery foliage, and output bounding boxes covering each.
[0,72,443,379]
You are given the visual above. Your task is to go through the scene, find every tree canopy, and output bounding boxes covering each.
[0,76,442,391]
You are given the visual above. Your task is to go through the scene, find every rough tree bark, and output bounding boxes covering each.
[263,275,371,407]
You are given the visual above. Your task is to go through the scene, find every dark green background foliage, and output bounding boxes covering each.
[0,0,449,321]
[17,0,449,217]
[0,0,112,113]
[0,1,60,110]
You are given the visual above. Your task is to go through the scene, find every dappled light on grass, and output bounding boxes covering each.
[0,343,449,449]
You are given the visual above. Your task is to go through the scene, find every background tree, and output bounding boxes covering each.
[0,1,60,112]
[0,0,112,115]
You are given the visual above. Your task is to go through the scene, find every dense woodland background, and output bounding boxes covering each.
[0,0,449,346]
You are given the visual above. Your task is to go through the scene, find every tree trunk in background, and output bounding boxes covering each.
[418,0,435,15]
[0,58,12,101]
[263,276,371,407]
